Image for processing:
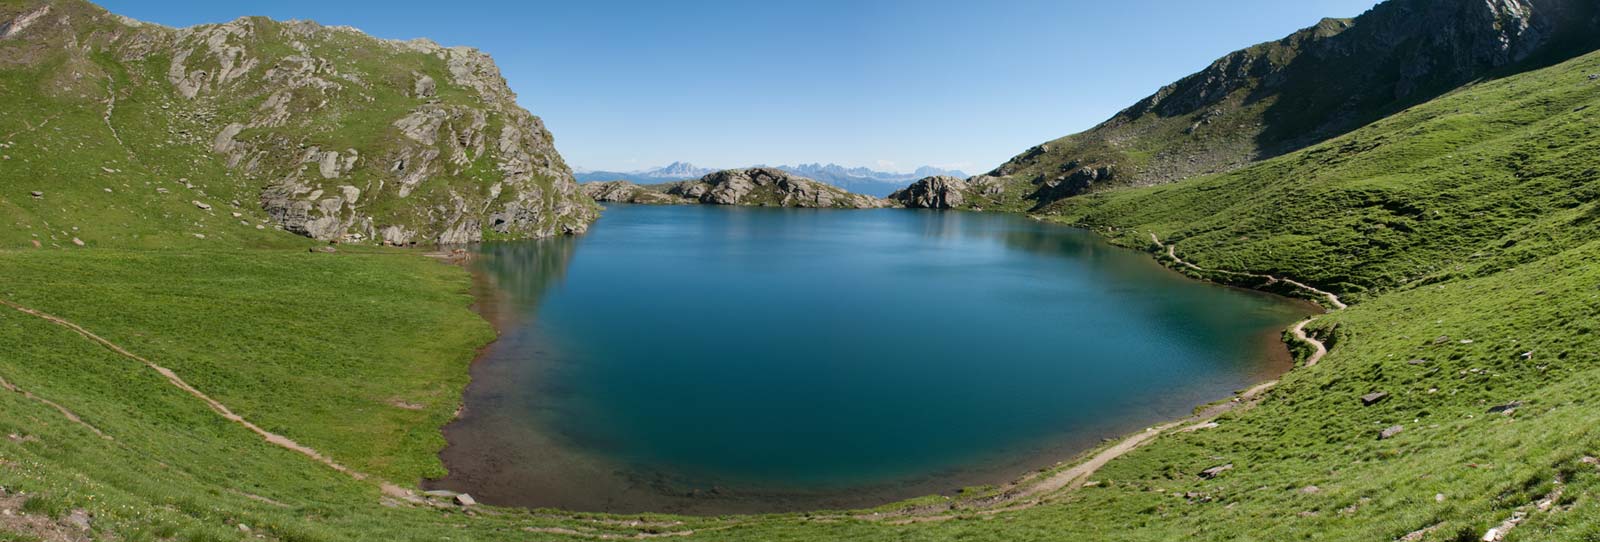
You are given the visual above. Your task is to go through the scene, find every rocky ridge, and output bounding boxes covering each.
[580,181,686,205]
[666,168,892,209]
[3,0,597,245]
[581,168,894,209]
[898,0,1600,210]
[889,175,1006,210]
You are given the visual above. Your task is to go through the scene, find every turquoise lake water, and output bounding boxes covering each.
[428,204,1313,514]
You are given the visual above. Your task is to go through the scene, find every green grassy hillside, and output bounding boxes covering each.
[0,0,596,248]
[909,0,1600,213]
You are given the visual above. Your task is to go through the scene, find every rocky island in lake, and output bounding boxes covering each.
[583,167,894,209]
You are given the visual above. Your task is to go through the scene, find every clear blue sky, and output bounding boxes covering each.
[100,0,1382,173]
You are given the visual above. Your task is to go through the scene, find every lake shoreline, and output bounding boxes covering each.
[424,206,1318,515]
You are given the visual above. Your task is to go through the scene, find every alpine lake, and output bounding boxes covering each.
[426,204,1315,514]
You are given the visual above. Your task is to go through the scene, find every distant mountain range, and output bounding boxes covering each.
[575,162,968,197]
[573,162,719,185]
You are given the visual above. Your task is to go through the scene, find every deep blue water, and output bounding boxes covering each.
[430,204,1311,514]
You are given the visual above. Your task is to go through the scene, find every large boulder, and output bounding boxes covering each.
[890,175,968,209]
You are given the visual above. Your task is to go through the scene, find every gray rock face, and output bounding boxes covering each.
[7,8,601,246]
[666,168,893,209]
[580,181,687,205]
[890,174,1009,209]
[890,176,968,209]
[1199,464,1233,479]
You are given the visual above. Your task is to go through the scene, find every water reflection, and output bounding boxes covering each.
[471,236,578,327]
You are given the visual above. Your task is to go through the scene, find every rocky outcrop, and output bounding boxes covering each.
[891,175,1007,209]
[2,1,597,245]
[580,181,687,205]
[978,0,1600,210]
[665,168,893,209]
[890,176,967,209]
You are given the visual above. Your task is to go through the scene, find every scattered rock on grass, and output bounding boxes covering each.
[1199,464,1233,479]
[1361,392,1390,406]
[29,191,42,198]
[1379,425,1404,440]
[193,200,211,210]
[1487,401,1523,415]
[71,238,84,246]
[66,509,90,530]
[454,493,477,507]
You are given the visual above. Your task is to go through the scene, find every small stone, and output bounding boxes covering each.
[29,190,42,198]
[454,493,477,506]
[1301,485,1321,494]
[255,224,265,230]
[1361,392,1390,406]
[1520,351,1534,360]
[1199,464,1233,479]
[1379,425,1404,440]
[1459,339,1474,344]
[1581,456,1599,466]
[237,524,250,532]
[422,490,459,498]
[1486,401,1523,415]
[231,212,243,218]
[1408,359,1428,365]
[71,237,84,246]
[193,201,212,210]
[66,509,91,530]
[1435,493,1446,502]
[1589,74,1599,81]
[193,233,206,239]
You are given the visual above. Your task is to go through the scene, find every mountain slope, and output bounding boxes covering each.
[911,0,1600,211]
[0,0,596,247]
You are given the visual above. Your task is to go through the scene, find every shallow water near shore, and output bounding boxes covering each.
[427,204,1313,514]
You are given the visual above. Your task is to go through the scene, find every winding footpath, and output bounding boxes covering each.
[0,299,387,487]
[0,297,704,538]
